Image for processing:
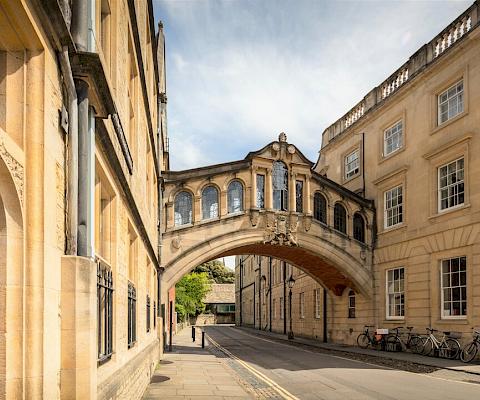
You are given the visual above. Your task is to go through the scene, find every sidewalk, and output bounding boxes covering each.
[237,326,480,376]
[142,327,252,399]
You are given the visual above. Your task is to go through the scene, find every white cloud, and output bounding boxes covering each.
[154,0,471,170]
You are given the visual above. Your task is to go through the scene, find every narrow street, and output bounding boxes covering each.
[203,325,480,400]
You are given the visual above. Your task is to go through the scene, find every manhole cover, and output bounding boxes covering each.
[150,375,170,383]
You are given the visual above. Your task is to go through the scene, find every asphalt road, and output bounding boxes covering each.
[204,325,480,400]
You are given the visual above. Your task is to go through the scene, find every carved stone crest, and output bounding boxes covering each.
[0,141,24,206]
[172,236,182,250]
[264,213,298,246]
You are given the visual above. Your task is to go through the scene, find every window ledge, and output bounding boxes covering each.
[379,146,406,164]
[428,203,470,221]
[385,317,405,322]
[378,224,407,236]
[431,110,468,136]
[343,173,361,185]
[436,318,469,324]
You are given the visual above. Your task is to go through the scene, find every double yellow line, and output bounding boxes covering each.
[206,334,300,400]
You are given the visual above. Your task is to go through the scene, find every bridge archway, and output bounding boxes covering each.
[161,134,375,300]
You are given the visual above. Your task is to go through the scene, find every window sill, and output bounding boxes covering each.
[385,317,405,322]
[438,317,468,323]
[428,203,470,221]
[342,173,361,185]
[430,110,468,136]
[378,224,407,236]
[379,146,405,164]
[97,354,113,366]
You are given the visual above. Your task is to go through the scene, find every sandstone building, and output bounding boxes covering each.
[0,0,167,398]
[235,2,480,344]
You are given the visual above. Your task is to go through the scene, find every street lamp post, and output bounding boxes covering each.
[287,275,295,340]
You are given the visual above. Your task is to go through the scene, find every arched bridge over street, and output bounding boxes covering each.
[160,134,376,299]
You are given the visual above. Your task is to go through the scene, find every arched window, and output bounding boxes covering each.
[313,192,327,224]
[174,191,193,226]
[272,161,288,211]
[334,203,347,234]
[353,213,365,243]
[202,186,219,220]
[227,181,243,213]
[348,290,356,318]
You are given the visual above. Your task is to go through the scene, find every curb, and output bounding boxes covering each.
[235,326,480,377]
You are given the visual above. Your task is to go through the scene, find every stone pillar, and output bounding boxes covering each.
[265,168,273,210]
[250,167,257,209]
[289,171,296,212]
[60,256,97,399]
[305,174,312,215]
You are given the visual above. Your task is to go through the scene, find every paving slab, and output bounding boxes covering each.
[142,327,253,399]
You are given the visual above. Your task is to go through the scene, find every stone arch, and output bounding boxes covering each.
[173,189,195,226]
[0,156,24,398]
[162,228,373,299]
[166,185,196,204]
[200,184,220,220]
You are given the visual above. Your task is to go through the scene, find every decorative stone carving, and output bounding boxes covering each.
[287,144,296,154]
[264,213,298,246]
[278,132,287,142]
[303,215,312,232]
[250,209,260,227]
[172,236,182,250]
[272,142,280,152]
[0,141,24,206]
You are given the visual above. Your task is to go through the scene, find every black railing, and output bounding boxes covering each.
[146,295,151,332]
[128,281,137,348]
[97,257,114,363]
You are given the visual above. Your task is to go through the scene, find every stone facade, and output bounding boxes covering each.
[0,0,167,398]
[236,2,480,346]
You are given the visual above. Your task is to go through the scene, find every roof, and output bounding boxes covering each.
[204,284,235,304]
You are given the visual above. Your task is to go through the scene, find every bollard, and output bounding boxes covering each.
[192,326,196,342]
[202,331,205,348]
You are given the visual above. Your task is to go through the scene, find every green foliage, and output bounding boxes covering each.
[175,272,211,322]
[193,260,235,283]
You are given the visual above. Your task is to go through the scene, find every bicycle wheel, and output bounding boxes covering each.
[445,338,461,360]
[460,342,478,363]
[357,334,370,349]
[409,336,424,354]
[386,335,401,352]
[422,338,434,356]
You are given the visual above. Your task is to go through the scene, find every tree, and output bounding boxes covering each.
[175,272,211,322]
[193,260,235,283]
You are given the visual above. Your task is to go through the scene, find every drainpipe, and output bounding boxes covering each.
[258,259,261,330]
[239,258,243,325]
[59,47,78,255]
[269,257,272,332]
[283,261,286,334]
[72,0,94,258]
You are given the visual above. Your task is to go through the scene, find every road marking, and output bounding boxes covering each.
[206,333,300,400]
[230,327,480,387]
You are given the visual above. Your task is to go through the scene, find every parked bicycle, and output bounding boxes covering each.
[460,328,480,363]
[385,326,424,354]
[421,328,460,359]
[357,325,383,349]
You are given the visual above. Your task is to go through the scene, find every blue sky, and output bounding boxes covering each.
[153,0,471,172]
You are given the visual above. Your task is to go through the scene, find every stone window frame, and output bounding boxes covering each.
[430,246,473,324]
[437,157,465,212]
[429,65,469,135]
[299,292,305,319]
[280,297,284,320]
[385,267,405,321]
[348,290,356,319]
[440,256,467,320]
[423,135,471,221]
[384,185,403,230]
[378,110,407,164]
[437,80,464,126]
[201,184,220,221]
[313,191,328,225]
[374,166,408,235]
[342,146,361,183]
[227,179,245,214]
[314,288,321,319]
[174,190,194,227]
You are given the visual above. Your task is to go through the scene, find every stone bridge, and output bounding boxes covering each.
[160,134,376,298]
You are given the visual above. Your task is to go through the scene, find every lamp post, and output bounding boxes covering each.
[287,275,295,340]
